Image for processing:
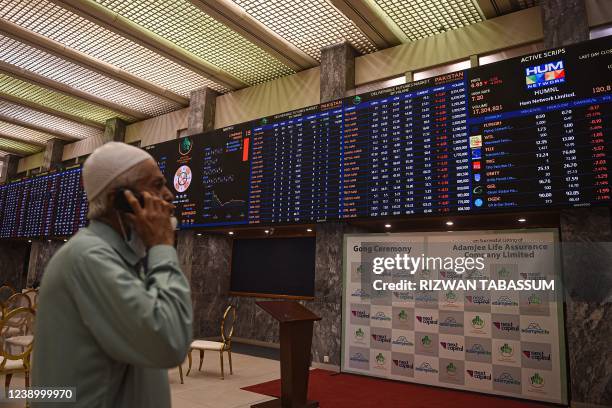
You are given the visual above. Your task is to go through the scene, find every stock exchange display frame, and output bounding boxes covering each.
[147,36,612,230]
[1,36,611,239]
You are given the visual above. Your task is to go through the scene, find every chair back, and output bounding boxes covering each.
[23,289,38,309]
[0,307,35,368]
[4,293,32,318]
[0,285,15,305]
[220,305,236,347]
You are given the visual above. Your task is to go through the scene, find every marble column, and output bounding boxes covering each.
[0,241,29,289]
[540,0,589,49]
[541,3,612,405]
[42,138,65,171]
[190,234,232,338]
[26,137,67,286]
[26,241,64,287]
[0,154,19,183]
[102,118,127,143]
[186,86,218,135]
[320,42,356,103]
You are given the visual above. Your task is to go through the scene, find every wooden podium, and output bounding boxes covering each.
[252,301,321,408]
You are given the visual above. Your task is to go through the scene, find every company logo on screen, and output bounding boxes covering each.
[525,60,566,89]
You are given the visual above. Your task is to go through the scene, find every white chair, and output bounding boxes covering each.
[0,307,35,392]
[186,305,236,379]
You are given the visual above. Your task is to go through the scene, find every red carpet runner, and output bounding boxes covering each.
[242,369,555,408]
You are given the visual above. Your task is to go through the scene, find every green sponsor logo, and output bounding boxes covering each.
[471,315,485,329]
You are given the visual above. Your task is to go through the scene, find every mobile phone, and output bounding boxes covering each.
[114,188,145,213]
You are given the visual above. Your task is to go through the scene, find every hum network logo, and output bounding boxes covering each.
[525,60,565,89]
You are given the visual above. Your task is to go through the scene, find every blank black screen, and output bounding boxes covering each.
[230,237,316,297]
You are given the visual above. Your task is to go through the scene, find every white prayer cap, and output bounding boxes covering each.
[82,142,154,201]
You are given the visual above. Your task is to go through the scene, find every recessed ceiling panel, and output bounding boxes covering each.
[0,100,101,139]
[231,0,377,60]
[0,120,58,144]
[373,0,483,42]
[0,0,229,96]
[0,73,132,124]
[0,136,42,155]
[95,0,294,85]
[0,34,183,117]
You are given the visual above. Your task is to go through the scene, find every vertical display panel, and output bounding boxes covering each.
[468,36,612,211]
[53,166,88,236]
[145,136,202,227]
[342,230,566,404]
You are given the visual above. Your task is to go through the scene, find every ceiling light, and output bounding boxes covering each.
[264,230,270,234]
[384,224,392,228]
[228,231,234,235]
[27,240,31,243]
[197,233,202,236]
[63,239,67,242]
[306,228,313,232]
[446,221,454,226]
[518,218,527,223]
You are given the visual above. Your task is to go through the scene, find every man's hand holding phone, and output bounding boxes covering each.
[123,190,176,248]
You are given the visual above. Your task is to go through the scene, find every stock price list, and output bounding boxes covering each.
[341,72,471,218]
[468,36,612,210]
[248,102,343,224]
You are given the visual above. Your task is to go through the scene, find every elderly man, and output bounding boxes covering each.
[32,142,193,407]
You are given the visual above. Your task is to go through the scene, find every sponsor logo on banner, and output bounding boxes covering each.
[520,271,547,280]
[466,296,490,306]
[391,353,414,377]
[465,343,491,357]
[374,352,386,369]
[354,328,366,344]
[371,311,391,322]
[440,271,462,280]
[492,296,518,307]
[393,291,413,302]
[351,288,370,300]
[441,342,464,352]
[494,372,521,386]
[446,362,458,376]
[416,315,438,326]
[497,266,512,279]
[440,317,463,329]
[392,336,414,347]
[371,334,391,345]
[500,343,514,358]
[416,362,439,374]
[351,309,369,319]
[350,353,368,363]
[398,309,409,322]
[528,294,542,305]
[530,372,545,389]
[523,350,551,362]
[522,322,550,336]
[445,290,458,302]
[393,359,414,370]
[421,335,433,349]
[467,370,491,381]
[415,292,437,303]
[493,321,519,333]
[472,315,485,329]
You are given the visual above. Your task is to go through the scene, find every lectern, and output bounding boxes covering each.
[252,301,321,408]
